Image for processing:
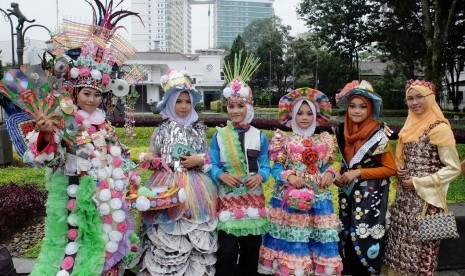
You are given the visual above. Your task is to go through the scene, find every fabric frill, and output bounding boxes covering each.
[30,171,105,276]
[259,190,342,276]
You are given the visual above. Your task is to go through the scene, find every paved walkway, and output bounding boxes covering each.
[13,258,465,275]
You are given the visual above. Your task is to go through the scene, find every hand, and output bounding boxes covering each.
[333,172,346,188]
[401,176,415,191]
[320,171,335,189]
[219,173,242,188]
[340,169,361,185]
[180,154,204,169]
[245,174,263,189]
[36,116,54,133]
[397,164,406,179]
[142,153,156,163]
[288,175,305,189]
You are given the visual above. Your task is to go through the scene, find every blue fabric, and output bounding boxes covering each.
[209,127,270,184]
[310,196,335,216]
[271,162,285,186]
[262,233,312,256]
[308,239,340,258]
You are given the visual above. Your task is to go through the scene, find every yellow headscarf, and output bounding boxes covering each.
[396,82,455,163]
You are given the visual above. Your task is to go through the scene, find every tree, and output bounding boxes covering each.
[297,0,375,71]
[224,35,247,69]
[242,16,289,53]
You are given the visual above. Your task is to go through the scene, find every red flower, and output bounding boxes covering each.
[302,148,318,166]
[307,165,318,174]
[302,138,312,147]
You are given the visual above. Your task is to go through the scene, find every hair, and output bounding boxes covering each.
[73,87,113,112]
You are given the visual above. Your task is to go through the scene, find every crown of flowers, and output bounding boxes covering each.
[335,80,374,103]
[223,50,260,105]
[161,70,193,92]
[405,79,436,93]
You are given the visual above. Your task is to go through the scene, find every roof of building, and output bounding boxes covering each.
[130,51,200,61]
[359,61,388,76]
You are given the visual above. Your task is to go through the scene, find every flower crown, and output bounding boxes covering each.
[161,70,193,92]
[335,80,374,103]
[405,79,436,93]
[223,50,260,105]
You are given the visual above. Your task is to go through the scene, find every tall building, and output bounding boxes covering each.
[214,0,274,48]
[132,0,192,53]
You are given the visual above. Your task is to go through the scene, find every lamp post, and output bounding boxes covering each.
[0,2,51,167]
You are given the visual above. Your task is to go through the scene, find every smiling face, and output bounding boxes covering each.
[77,87,102,113]
[406,88,429,115]
[227,101,247,124]
[347,97,369,123]
[174,91,192,118]
[295,101,314,129]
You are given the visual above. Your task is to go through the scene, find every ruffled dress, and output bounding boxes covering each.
[23,108,137,276]
[258,130,343,276]
[139,119,218,276]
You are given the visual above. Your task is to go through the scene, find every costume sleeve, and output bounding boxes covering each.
[413,146,461,209]
[360,147,397,179]
[209,132,224,183]
[149,127,161,156]
[271,162,285,185]
[258,132,271,183]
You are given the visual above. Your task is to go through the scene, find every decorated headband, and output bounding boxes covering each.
[335,80,383,119]
[222,50,260,105]
[158,69,201,110]
[405,79,436,93]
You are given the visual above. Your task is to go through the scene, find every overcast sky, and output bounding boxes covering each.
[0,0,307,52]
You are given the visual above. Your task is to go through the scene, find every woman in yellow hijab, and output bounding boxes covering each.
[383,80,461,275]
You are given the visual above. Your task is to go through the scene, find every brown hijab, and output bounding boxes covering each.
[344,95,380,163]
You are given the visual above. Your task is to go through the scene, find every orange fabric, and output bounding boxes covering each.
[344,95,380,163]
[360,148,397,179]
[396,84,455,163]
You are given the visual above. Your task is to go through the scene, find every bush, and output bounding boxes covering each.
[210,100,223,112]
[0,184,47,241]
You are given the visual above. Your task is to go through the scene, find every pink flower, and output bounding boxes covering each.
[74,112,84,124]
[67,199,76,211]
[103,215,113,224]
[131,244,139,252]
[315,264,325,274]
[290,153,302,163]
[140,161,150,169]
[79,67,91,77]
[231,80,242,92]
[111,191,122,198]
[258,208,267,217]
[61,256,75,270]
[102,74,111,85]
[280,265,290,276]
[113,157,123,167]
[68,229,78,240]
[100,180,109,189]
[289,144,304,153]
[263,259,272,267]
[116,223,127,232]
[233,209,244,219]
[88,126,97,134]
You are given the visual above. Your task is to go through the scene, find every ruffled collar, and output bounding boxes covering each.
[75,108,106,127]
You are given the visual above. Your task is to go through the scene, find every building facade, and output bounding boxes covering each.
[214,0,274,48]
[132,0,192,53]
[125,49,225,112]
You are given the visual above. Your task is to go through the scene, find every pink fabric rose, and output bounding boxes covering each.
[100,180,109,189]
[131,244,139,252]
[231,80,242,92]
[74,112,84,124]
[61,256,75,270]
[88,126,97,134]
[116,223,127,232]
[67,199,76,211]
[113,157,123,167]
[111,191,122,198]
[280,265,290,276]
[233,209,244,219]
[103,215,113,224]
[263,259,272,267]
[102,74,111,85]
[79,67,91,77]
[68,229,78,240]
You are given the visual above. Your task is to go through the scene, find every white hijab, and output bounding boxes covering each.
[161,90,199,126]
[290,99,317,137]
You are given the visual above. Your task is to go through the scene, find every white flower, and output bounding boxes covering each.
[90,69,102,80]
[219,211,231,222]
[91,158,102,169]
[65,242,79,255]
[295,268,305,276]
[112,168,125,180]
[97,169,108,181]
[99,189,111,201]
[110,198,122,210]
[103,224,112,234]
[67,184,79,198]
[178,188,186,203]
[114,179,125,191]
[246,207,259,218]
[112,209,126,223]
[136,196,151,211]
[371,224,385,239]
[98,203,110,215]
[222,87,233,99]
[56,270,70,276]
[110,146,122,157]
[67,214,78,226]
[70,67,80,78]
[106,241,119,253]
[109,230,123,242]
[355,223,370,239]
